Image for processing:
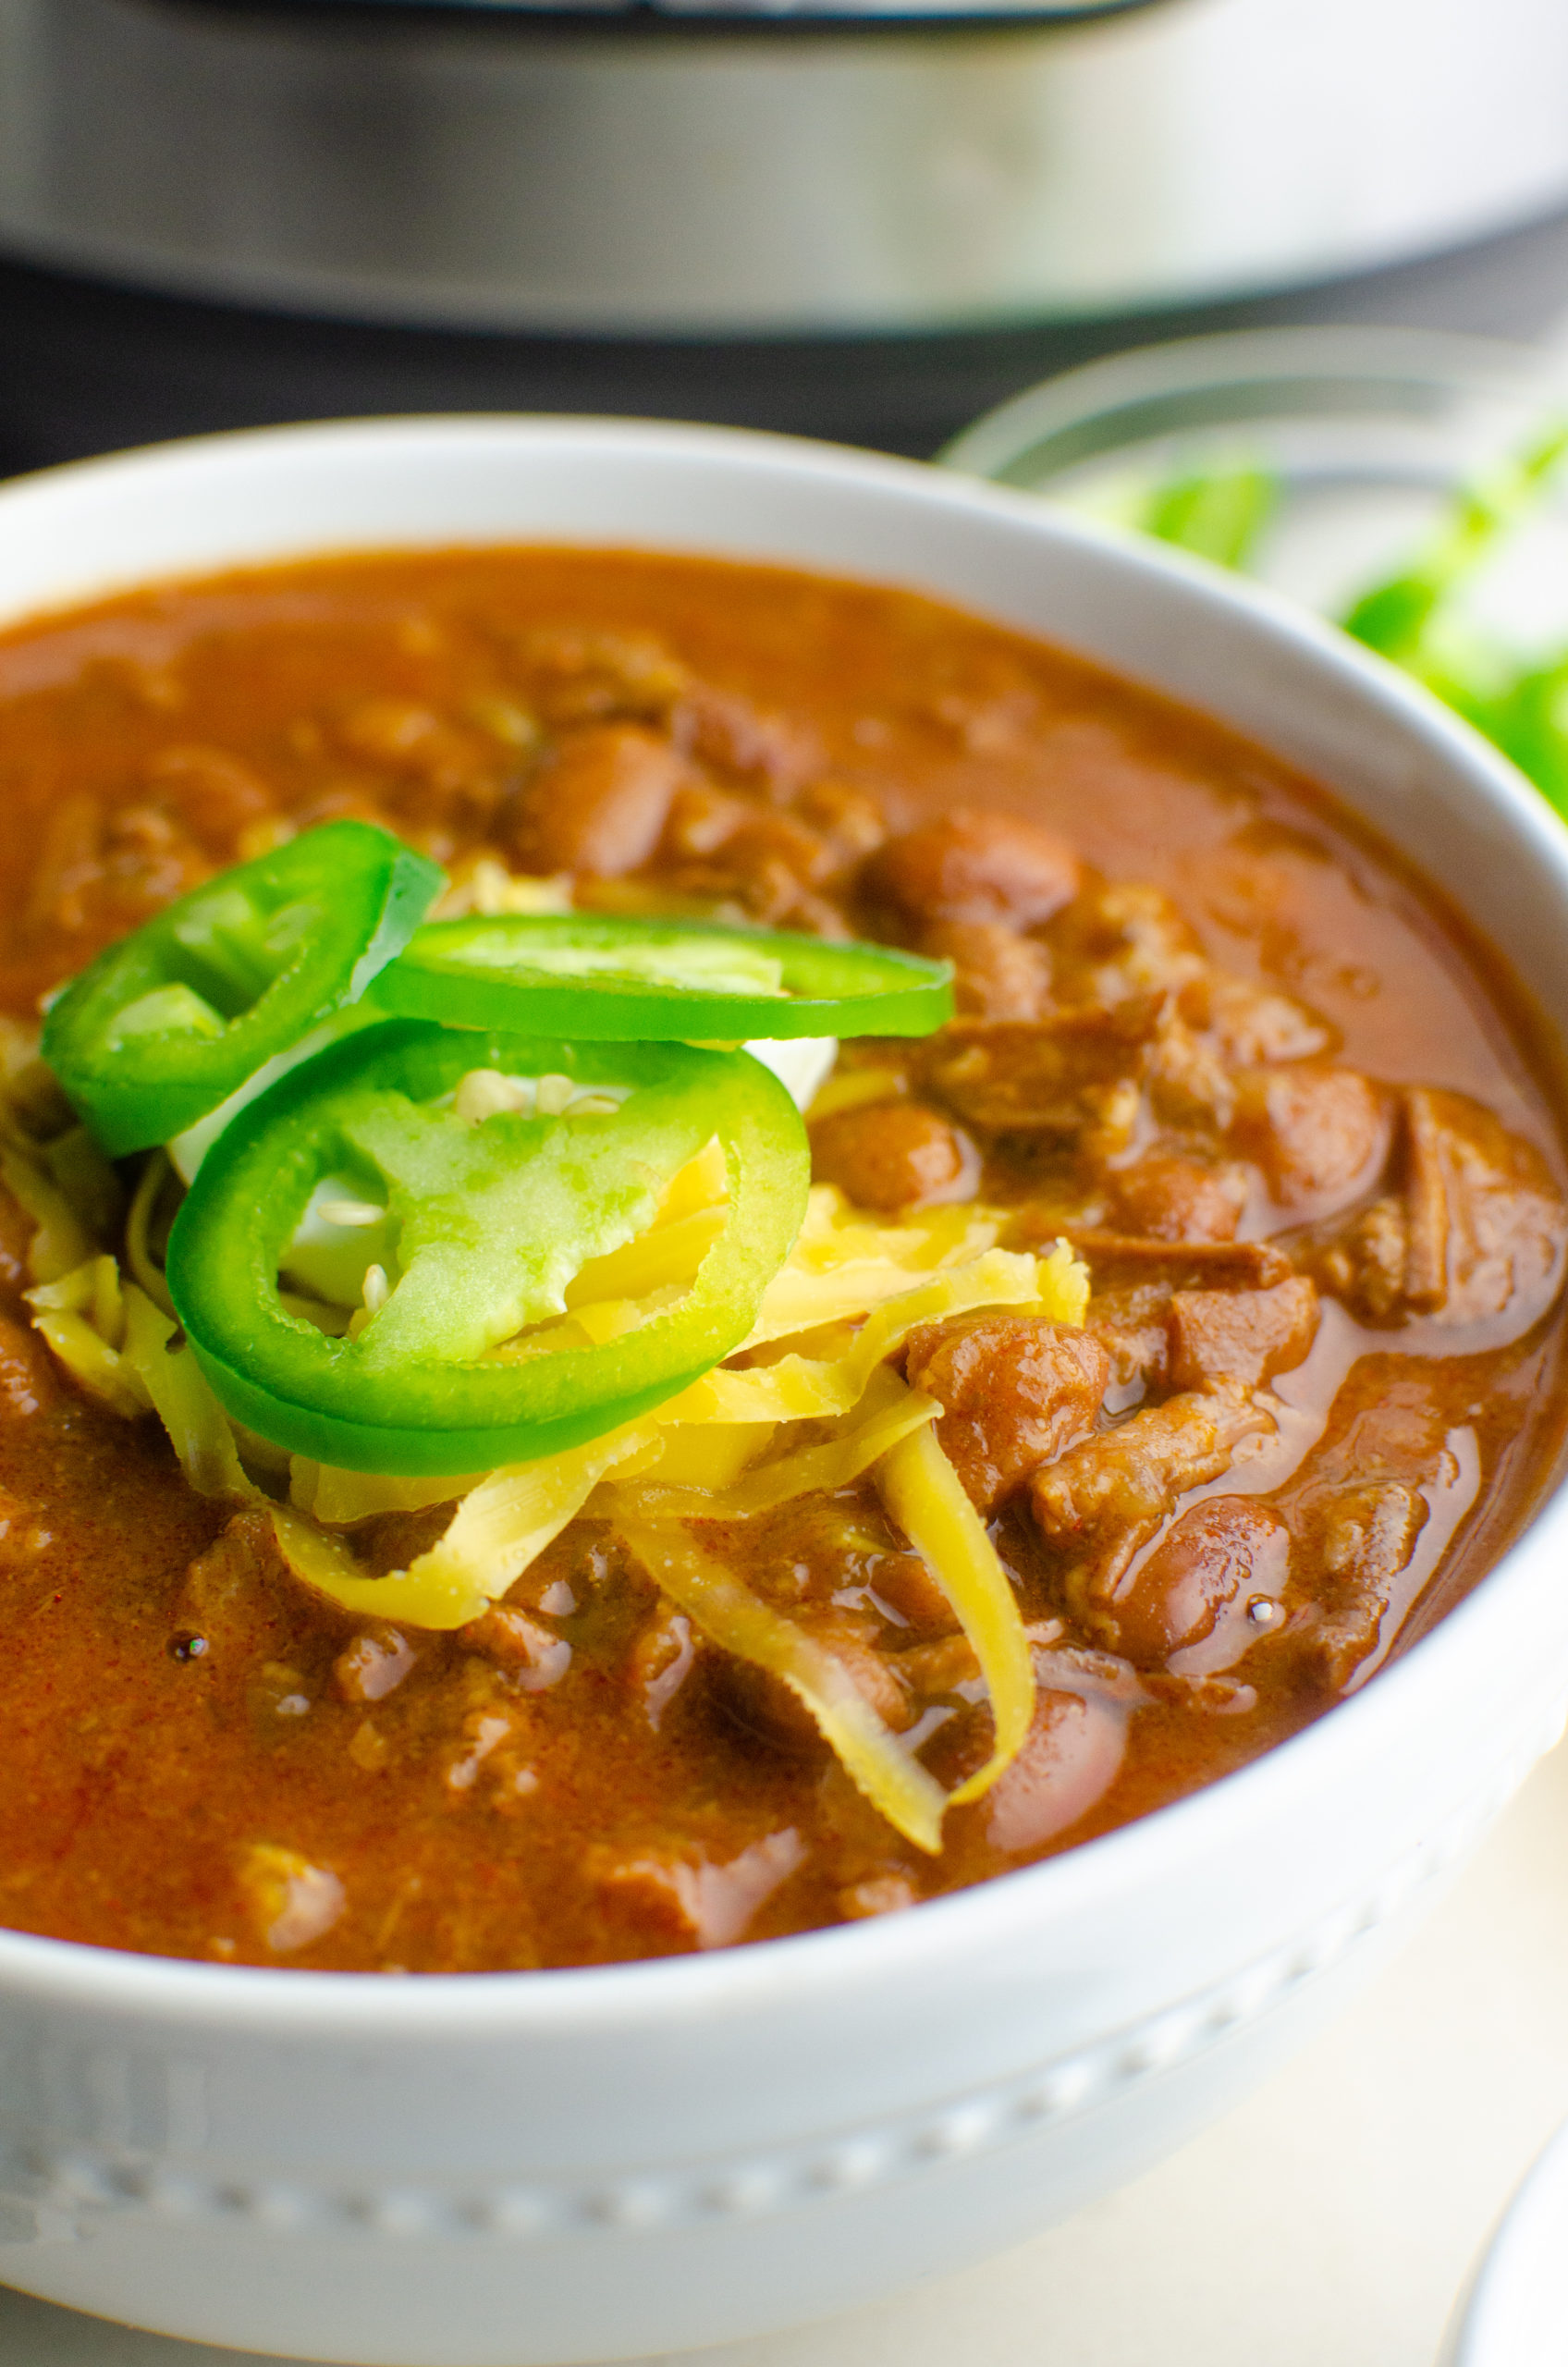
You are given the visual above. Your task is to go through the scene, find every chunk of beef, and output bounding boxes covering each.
[902,1313,1109,1515]
[1231,1064,1391,1216]
[588,1829,806,1952]
[810,1100,979,1211]
[921,921,1054,1022]
[172,1509,295,1664]
[1085,1308,1171,1399]
[1031,1382,1273,1588]
[1280,1377,1478,1689]
[508,724,691,877]
[1102,1496,1291,1668]
[716,1609,913,1756]
[1110,1152,1247,1245]
[922,1005,1154,1137]
[1043,1230,1294,1293]
[1167,1275,1320,1392]
[863,808,1081,931]
[510,628,686,728]
[1403,1086,1567,1328]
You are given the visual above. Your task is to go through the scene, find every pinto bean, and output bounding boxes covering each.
[863,808,1081,930]
[1232,1064,1391,1216]
[810,1101,979,1212]
[903,1314,1109,1515]
[1106,1496,1291,1667]
[508,724,690,877]
[1167,1274,1320,1392]
[983,1686,1127,1855]
[1110,1152,1247,1245]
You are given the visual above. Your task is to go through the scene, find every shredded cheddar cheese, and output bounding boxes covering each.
[25,1149,1091,1852]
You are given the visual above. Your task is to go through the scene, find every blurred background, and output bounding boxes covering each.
[3,0,1568,471]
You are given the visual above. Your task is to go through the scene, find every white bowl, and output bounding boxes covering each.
[2,419,1568,2367]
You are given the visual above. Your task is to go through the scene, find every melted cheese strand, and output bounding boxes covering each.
[123,1282,251,1498]
[619,1515,949,1855]
[270,1419,664,1629]
[876,1422,1035,1804]
[605,1367,938,1523]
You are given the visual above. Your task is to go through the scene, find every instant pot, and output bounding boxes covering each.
[1,0,1568,460]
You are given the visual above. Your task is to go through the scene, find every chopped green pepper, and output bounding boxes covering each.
[165,1019,809,1475]
[370,912,953,1041]
[42,821,444,1157]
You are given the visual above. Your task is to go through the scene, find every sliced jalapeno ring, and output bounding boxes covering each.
[370,912,953,1041]
[43,821,445,1157]
[165,1019,810,1476]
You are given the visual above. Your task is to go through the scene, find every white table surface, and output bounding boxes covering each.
[6,1734,1568,2367]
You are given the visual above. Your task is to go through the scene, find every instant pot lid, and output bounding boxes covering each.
[4,0,1568,337]
[181,0,1158,18]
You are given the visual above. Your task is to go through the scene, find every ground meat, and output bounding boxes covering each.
[1316,1194,1411,1320]
[332,1624,416,1704]
[1031,1382,1273,1588]
[508,723,691,876]
[1178,972,1334,1066]
[509,627,687,728]
[463,1606,572,1691]
[810,1100,979,1211]
[1048,883,1204,1006]
[672,681,819,795]
[921,920,1054,1021]
[1102,1496,1292,1669]
[625,1603,699,1730]
[862,807,1082,931]
[902,1313,1109,1515]
[142,743,274,857]
[1167,1275,1321,1392]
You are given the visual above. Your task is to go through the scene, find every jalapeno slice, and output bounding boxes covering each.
[42,822,445,1157]
[370,913,953,1040]
[165,1019,809,1475]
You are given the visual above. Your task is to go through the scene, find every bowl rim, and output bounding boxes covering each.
[2,410,1566,2036]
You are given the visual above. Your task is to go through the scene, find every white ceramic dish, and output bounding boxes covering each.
[2,419,1568,2367]
[1442,2115,1568,2367]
